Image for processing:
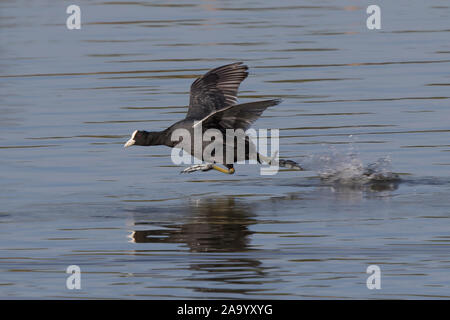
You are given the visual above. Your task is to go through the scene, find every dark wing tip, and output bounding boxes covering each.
[273,98,282,105]
[234,62,249,73]
[231,61,246,67]
[219,62,249,75]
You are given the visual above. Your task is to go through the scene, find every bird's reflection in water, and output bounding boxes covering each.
[129,197,257,253]
[128,197,270,295]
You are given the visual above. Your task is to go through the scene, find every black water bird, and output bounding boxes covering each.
[124,62,302,174]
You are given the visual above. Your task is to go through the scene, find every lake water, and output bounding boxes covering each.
[1,0,450,299]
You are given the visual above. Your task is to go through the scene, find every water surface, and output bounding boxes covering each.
[1,0,450,299]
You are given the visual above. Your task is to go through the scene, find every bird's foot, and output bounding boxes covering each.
[278,159,303,170]
[180,164,214,174]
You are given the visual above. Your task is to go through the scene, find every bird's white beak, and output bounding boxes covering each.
[124,138,135,148]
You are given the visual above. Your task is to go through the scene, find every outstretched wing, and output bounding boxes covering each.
[186,62,248,120]
[193,99,282,131]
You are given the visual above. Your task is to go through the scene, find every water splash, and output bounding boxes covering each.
[303,144,400,185]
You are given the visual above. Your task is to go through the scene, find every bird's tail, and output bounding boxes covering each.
[257,152,303,170]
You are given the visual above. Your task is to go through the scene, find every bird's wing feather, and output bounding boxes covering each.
[193,99,282,131]
[186,62,248,120]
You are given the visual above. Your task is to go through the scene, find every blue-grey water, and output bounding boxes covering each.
[1,0,450,299]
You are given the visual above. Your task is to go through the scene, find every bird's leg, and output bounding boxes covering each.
[257,151,303,170]
[180,163,214,174]
[180,164,235,174]
[211,164,235,174]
